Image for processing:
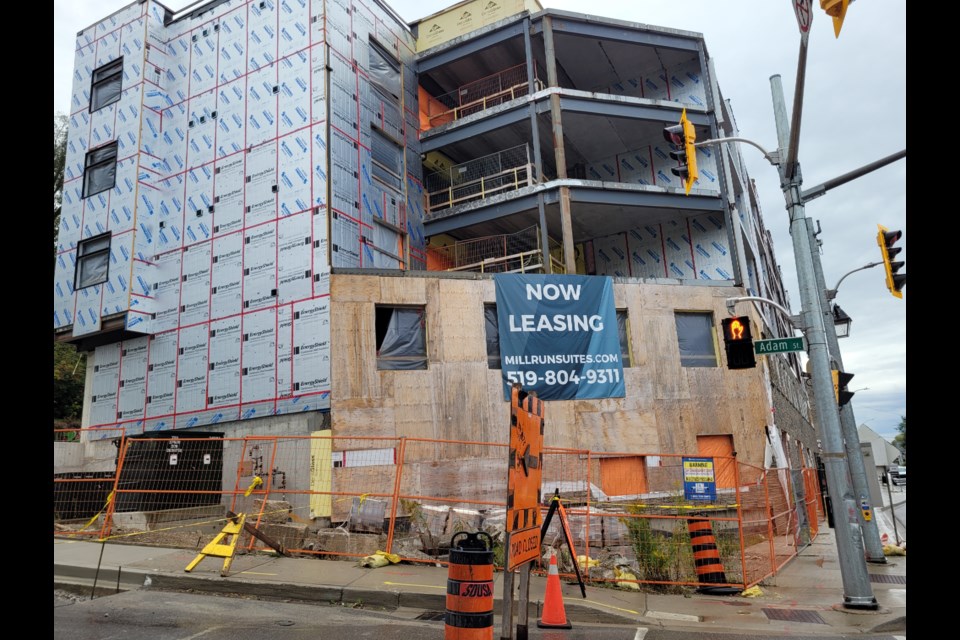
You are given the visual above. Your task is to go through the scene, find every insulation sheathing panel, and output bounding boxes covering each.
[276,303,294,399]
[310,47,328,121]
[102,232,135,317]
[688,212,734,281]
[82,189,111,241]
[186,95,218,169]
[209,315,242,410]
[146,330,178,423]
[118,337,149,422]
[331,211,361,267]
[180,241,213,326]
[219,15,248,86]
[312,208,331,296]
[592,233,630,278]
[72,284,103,337]
[278,212,314,303]
[310,1,326,45]
[185,166,215,243]
[155,174,186,254]
[651,142,682,190]
[241,307,278,405]
[244,141,277,228]
[586,159,618,183]
[175,323,209,414]
[217,80,247,158]
[641,68,669,101]
[54,252,77,329]
[326,0,352,52]
[247,65,279,148]
[90,343,121,426]
[158,105,188,175]
[661,219,694,279]
[626,224,667,279]
[279,0,310,58]
[151,250,183,333]
[617,148,654,186]
[668,57,707,110]
[291,296,331,401]
[279,131,312,215]
[248,0,278,71]
[279,51,311,136]
[693,143,721,193]
[189,30,219,97]
[166,36,192,104]
[405,175,425,251]
[353,5,374,71]
[211,231,244,319]
[312,124,328,208]
[214,154,245,235]
[243,224,279,312]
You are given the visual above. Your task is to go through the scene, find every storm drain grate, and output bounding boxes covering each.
[762,608,827,624]
[869,574,907,585]
[415,611,446,621]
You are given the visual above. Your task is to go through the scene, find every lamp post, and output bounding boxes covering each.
[806,218,887,564]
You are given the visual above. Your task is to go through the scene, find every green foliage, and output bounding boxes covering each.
[54,113,68,247]
[893,415,906,458]
[54,342,85,421]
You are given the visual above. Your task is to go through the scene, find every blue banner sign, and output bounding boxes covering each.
[494,274,625,400]
[683,457,717,502]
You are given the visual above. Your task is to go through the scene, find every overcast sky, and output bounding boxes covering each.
[53,0,906,444]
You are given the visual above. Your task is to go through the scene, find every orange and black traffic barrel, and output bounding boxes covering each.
[445,531,494,640]
[687,518,741,595]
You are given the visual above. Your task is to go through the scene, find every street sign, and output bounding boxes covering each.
[754,336,806,355]
[506,526,541,571]
[793,0,813,33]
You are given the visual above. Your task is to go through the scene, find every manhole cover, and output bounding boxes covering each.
[869,574,907,585]
[762,608,827,624]
[415,611,446,621]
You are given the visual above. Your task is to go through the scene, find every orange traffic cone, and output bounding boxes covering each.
[537,552,572,629]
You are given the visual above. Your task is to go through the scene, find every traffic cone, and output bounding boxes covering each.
[537,552,572,629]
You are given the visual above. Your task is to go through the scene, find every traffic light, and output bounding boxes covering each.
[831,370,855,406]
[662,108,698,195]
[876,224,905,299]
[721,316,756,370]
[820,0,851,38]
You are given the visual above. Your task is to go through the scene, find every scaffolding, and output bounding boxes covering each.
[428,225,565,274]
[425,145,537,214]
[421,63,544,129]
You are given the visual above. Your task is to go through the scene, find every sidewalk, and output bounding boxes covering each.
[54,526,906,637]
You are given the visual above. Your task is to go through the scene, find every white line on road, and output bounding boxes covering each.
[178,627,224,640]
[633,627,649,640]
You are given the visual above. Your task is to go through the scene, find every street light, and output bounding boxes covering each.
[832,304,852,338]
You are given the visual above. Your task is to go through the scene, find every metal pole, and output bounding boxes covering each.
[523,17,551,272]
[770,75,877,609]
[885,476,901,546]
[800,150,907,203]
[805,218,886,564]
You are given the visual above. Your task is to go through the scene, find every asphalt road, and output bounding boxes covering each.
[54,589,905,640]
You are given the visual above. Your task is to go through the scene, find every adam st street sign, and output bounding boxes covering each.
[754,336,806,355]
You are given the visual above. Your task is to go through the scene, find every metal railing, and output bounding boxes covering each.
[421,64,544,129]
[428,226,564,275]
[425,145,536,213]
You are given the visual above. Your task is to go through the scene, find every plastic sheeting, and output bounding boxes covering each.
[484,305,500,369]
[368,40,401,98]
[91,58,123,111]
[84,143,118,197]
[674,312,717,367]
[376,307,427,370]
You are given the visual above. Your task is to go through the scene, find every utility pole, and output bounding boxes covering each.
[806,219,887,563]
[770,74,877,609]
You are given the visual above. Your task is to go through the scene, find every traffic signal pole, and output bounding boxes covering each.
[806,218,887,564]
[770,74,878,609]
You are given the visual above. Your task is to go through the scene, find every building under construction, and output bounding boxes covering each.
[54,0,819,567]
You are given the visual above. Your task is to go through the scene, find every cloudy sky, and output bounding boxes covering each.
[53,0,906,443]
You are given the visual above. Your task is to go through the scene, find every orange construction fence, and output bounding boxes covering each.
[54,432,824,590]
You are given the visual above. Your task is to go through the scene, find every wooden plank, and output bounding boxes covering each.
[331,275,381,302]
[330,301,381,402]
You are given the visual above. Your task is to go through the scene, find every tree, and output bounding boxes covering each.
[54,113,69,248]
[53,114,84,427]
[893,415,906,460]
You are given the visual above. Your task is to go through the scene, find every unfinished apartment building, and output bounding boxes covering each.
[55,0,815,531]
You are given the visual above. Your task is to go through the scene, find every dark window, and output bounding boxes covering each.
[484,304,501,370]
[83,142,118,198]
[371,128,403,191]
[90,57,123,112]
[616,309,632,368]
[674,312,718,368]
[375,306,427,370]
[75,233,111,290]
[368,39,401,98]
